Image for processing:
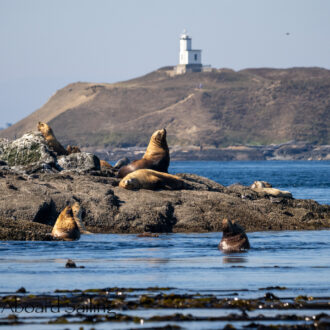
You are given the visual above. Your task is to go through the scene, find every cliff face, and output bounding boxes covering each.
[1,67,329,148]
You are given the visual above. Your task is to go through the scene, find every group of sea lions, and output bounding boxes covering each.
[36,121,299,252]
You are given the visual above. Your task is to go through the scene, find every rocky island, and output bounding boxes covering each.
[1,130,329,241]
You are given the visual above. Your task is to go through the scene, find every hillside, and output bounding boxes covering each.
[1,67,329,149]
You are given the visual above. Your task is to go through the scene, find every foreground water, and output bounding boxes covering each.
[0,161,329,328]
[0,231,329,296]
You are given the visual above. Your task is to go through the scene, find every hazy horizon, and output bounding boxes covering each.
[1,0,329,128]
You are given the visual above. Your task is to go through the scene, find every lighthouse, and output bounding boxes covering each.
[176,30,202,74]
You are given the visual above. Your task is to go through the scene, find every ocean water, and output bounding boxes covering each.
[170,160,330,204]
[0,231,329,296]
[0,161,329,328]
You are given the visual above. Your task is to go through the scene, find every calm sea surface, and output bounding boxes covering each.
[169,160,330,204]
[0,161,329,328]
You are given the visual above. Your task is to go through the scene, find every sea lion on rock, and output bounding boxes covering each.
[66,145,81,154]
[100,160,113,169]
[219,218,250,252]
[119,169,185,190]
[37,122,68,156]
[72,202,92,234]
[51,206,80,241]
[114,157,130,170]
[118,129,169,178]
[251,181,272,189]
[251,181,292,198]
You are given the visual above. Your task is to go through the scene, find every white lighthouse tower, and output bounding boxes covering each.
[176,30,202,74]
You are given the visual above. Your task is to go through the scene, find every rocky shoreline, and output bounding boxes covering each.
[91,142,330,162]
[0,132,329,241]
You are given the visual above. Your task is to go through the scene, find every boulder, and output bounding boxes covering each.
[0,131,101,174]
[57,152,100,173]
[0,132,56,172]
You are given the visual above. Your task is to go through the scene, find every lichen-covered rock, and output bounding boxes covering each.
[56,152,100,173]
[0,132,56,171]
[0,132,101,174]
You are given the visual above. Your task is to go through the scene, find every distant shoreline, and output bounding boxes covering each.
[90,142,330,162]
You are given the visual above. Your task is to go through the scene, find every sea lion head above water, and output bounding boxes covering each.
[72,202,92,234]
[117,128,170,178]
[51,205,80,241]
[218,218,250,253]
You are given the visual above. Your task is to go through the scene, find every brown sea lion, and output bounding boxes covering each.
[72,202,92,234]
[251,181,292,198]
[51,206,80,241]
[114,157,130,170]
[218,218,250,252]
[119,169,185,190]
[117,129,169,178]
[100,160,113,169]
[137,232,160,238]
[37,122,68,156]
[66,145,81,154]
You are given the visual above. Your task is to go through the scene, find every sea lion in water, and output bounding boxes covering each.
[119,169,185,190]
[251,181,292,198]
[51,206,80,241]
[72,202,92,234]
[117,129,169,178]
[218,218,250,252]
[37,122,68,156]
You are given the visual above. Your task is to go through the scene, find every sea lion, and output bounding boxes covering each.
[114,157,130,170]
[117,129,169,178]
[219,218,250,252]
[37,122,68,156]
[119,169,185,190]
[137,232,160,238]
[72,202,92,234]
[251,181,292,198]
[51,206,80,241]
[100,160,113,169]
[251,181,272,189]
[66,145,81,154]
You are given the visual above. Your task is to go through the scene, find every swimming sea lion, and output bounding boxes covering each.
[66,145,81,154]
[219,218,250,252]
[37,122,68,156]
[114,157,130,170]
[119,169,185,190]
[117,129,169,178]
[51,206,80,241]
[137,232,160,238]
[251,181,292,198]
[72,202,92,234]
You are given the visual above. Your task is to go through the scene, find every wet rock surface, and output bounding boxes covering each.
[0,287,329,328]
[0,167,329,240]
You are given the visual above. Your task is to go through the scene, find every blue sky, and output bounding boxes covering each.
[0,0,329,127]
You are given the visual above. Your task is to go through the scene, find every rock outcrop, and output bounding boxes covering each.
[0,132,329,240]
[0,131,100,174]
